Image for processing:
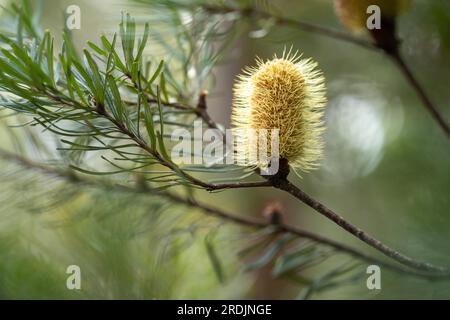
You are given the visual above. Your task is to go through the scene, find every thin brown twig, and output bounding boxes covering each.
[0,147,447,279]
[196,90,221,131]
[389,51,450,138]
[211,5,376,50]
[267,159,449,274]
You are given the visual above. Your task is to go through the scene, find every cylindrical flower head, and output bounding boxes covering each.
[335,0,411,32]
[231,51,327,173]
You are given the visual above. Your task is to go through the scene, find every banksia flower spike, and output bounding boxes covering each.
[231,49,327,174]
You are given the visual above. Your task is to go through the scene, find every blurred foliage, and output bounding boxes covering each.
[0,0,449,300]
[0,158,253,299]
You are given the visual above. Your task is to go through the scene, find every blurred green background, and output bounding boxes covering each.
[0,0,449,299]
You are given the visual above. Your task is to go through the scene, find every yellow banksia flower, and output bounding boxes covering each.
[335,0,411,32]
[231,50,327,173]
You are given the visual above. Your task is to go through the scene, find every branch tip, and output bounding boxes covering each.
[197,90,209,110]
[262,201,284,225]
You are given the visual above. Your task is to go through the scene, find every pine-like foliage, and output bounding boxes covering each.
[0,0,445,299]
